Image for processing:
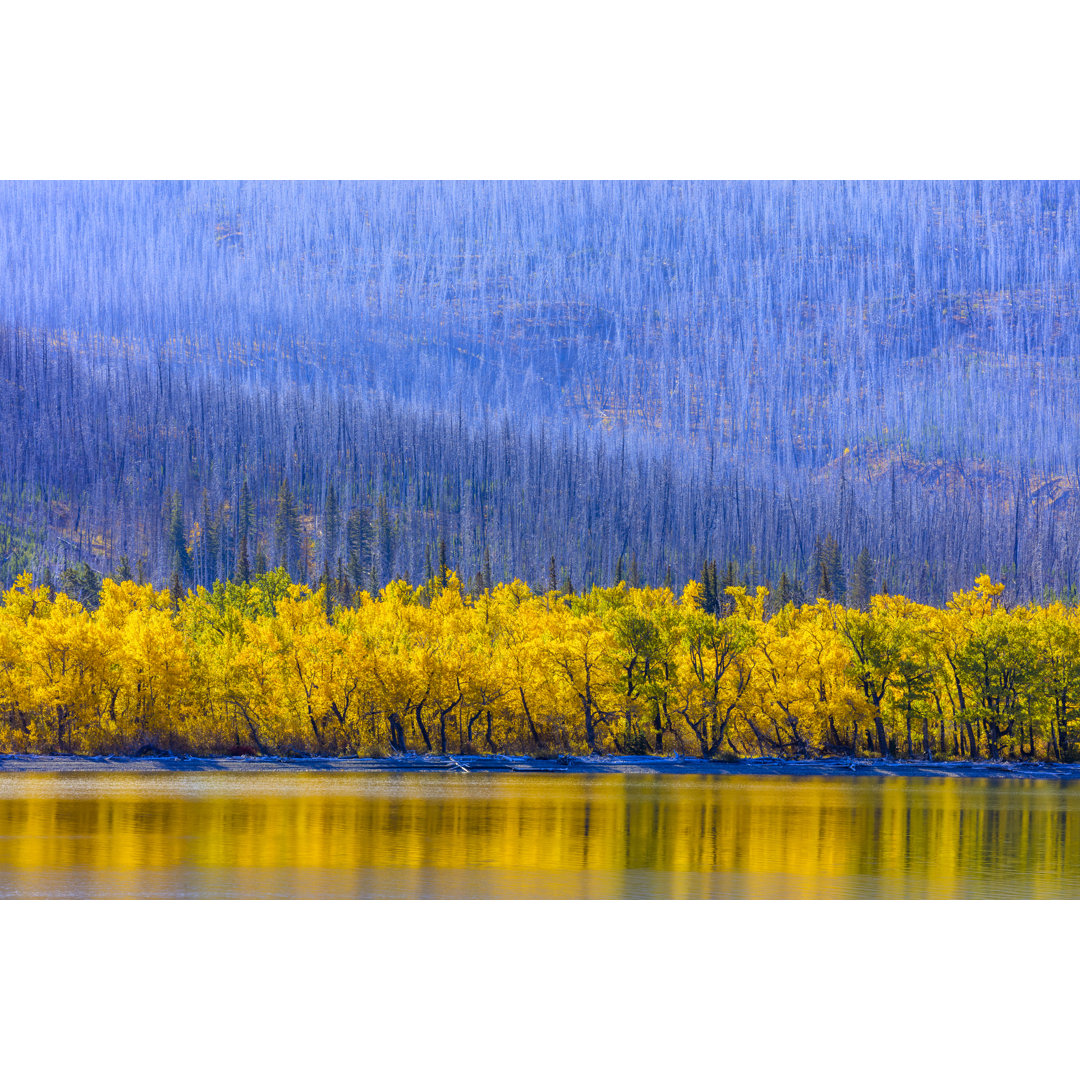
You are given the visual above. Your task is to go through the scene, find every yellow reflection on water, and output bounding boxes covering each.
[0,773,1076,899]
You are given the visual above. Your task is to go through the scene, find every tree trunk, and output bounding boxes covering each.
[964,718,979,759]
[388,712,405,753]
[414,705,432,752]
[874,713,889,758]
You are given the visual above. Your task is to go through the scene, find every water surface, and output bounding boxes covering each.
[0,772,1077,899]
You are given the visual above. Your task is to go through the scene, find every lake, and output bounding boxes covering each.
[0,771,1077,899]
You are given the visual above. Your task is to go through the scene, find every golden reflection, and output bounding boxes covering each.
[0,774,1076,898]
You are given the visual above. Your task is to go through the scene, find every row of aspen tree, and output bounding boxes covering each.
[1,570,1078,761]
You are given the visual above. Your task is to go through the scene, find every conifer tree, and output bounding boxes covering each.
[239,478,254,548]
[274,479,302,577]
[719,560,738,615]
[851,547,875,610]
[169,495,193,581]
[824,535,846,602]
[701,560,717,614]
[235,530,251,584]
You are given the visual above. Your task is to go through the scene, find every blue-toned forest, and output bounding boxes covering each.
[1,180,1079,603]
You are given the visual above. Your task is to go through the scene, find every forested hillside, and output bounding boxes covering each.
[3,181,1080,601]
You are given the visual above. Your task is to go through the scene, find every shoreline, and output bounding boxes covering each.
[1,753,1079,780]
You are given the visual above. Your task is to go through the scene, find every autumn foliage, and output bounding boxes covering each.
[1,571,1077,762]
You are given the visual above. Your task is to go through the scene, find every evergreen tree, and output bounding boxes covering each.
[719,559,738,615]
[701,559,717,614]
[824,534,846,602]
[115,554,133,582]
[254,544,267,576]
[851,547,875,610]
[274,478,302,577]
[168,567,181,609]
[813,536,845,601]
[40,562,55,601]
[790,575,807,607]
[235,530,251,584]
[168,495,193,580]
[60,561,102,610]
[438,537,449,588]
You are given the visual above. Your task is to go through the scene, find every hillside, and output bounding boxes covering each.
[3,181,1080,602]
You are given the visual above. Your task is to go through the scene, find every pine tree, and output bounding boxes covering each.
[115,554,133,582]
[851,547,875,610]
[254,544,267,576]
[813,537,832,601]
[438,537,449,588]
[40,563,55,601]
[60,561,102,610]
[701,559,716,614]
[168,495,193,580]
[719,560,738,615]
[235,530,251,584]
[824,534,846,602]
[274,478,301,577]
[790,575,807,607]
